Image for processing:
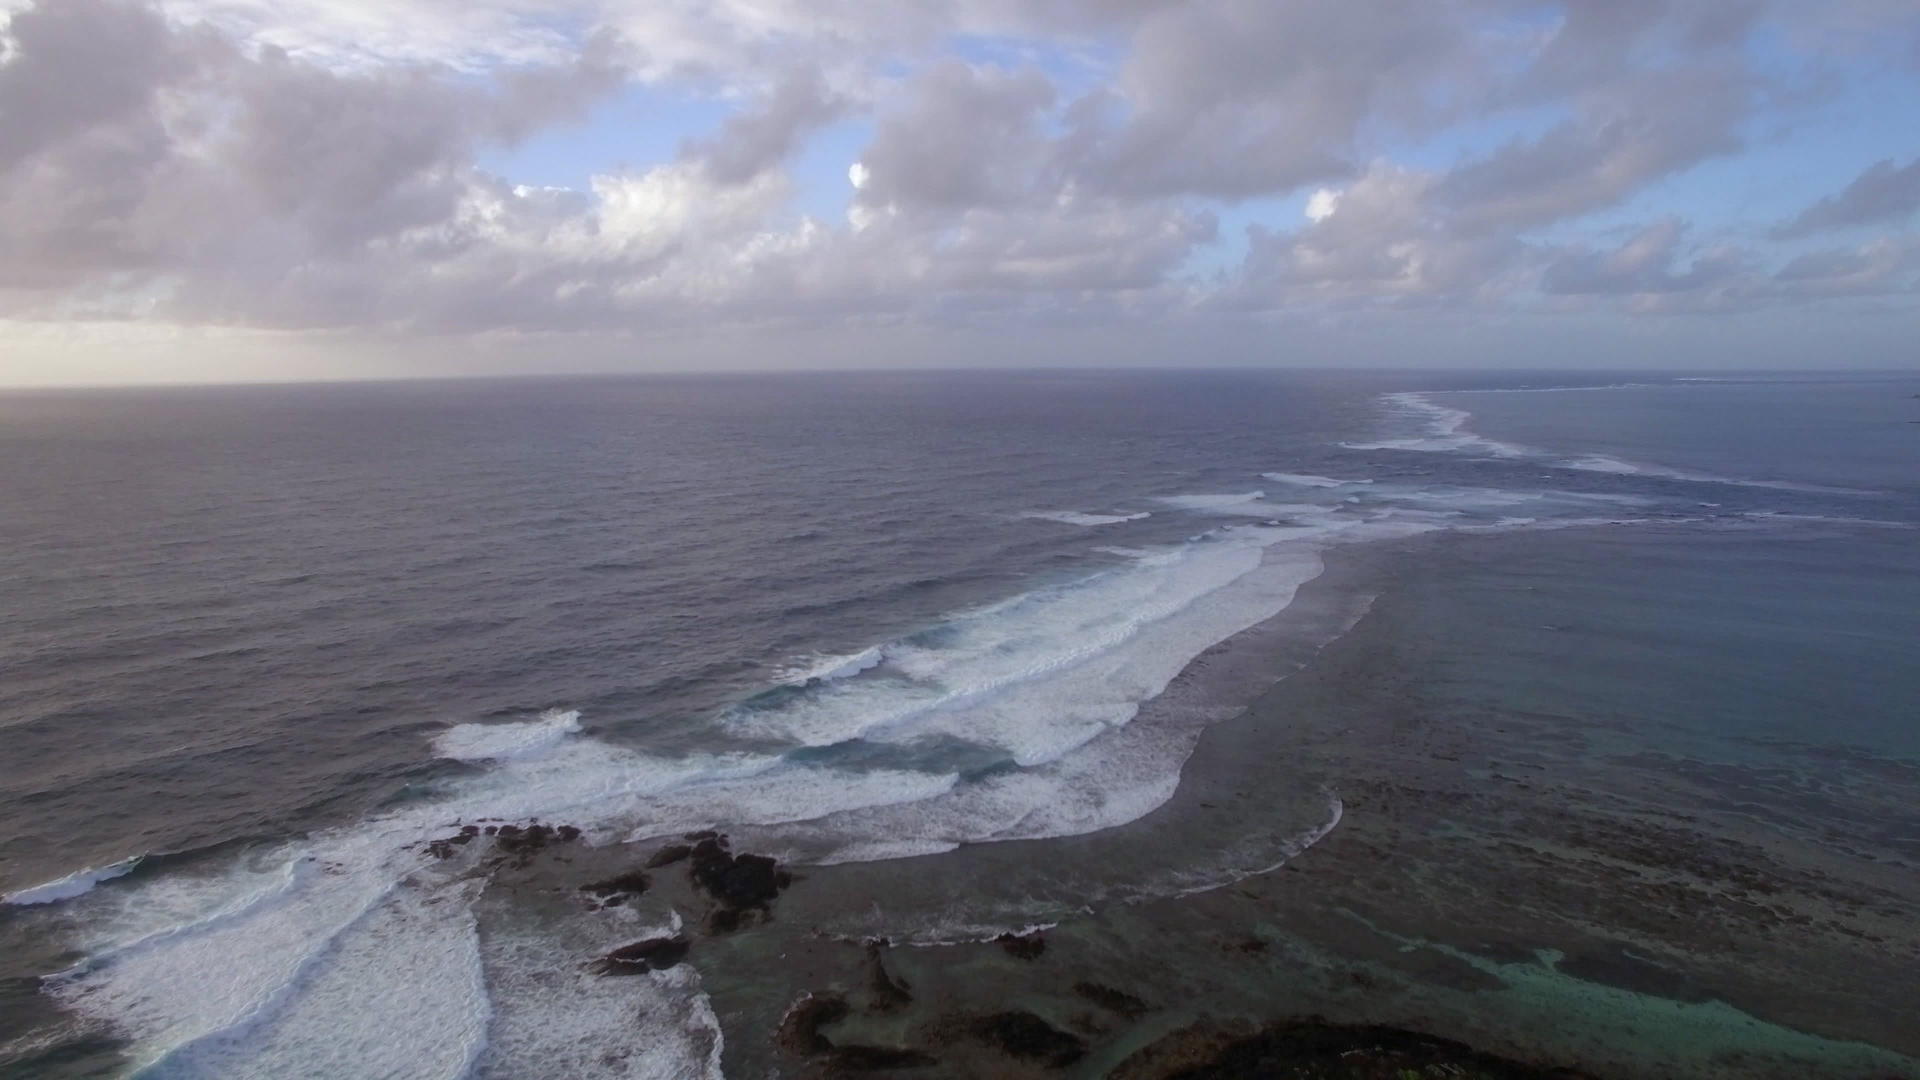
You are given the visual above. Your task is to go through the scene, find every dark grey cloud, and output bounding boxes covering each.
[1776,157,1920,237]
[854,60,1056,212]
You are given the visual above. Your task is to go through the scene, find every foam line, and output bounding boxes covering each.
[1021,510,1153,526]
[4,856,143,906]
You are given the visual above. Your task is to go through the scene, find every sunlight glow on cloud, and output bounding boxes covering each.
[1305,188,1341,223]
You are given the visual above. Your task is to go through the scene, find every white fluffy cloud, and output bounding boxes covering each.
[1,0,1918,374]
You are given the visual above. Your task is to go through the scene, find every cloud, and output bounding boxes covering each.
[1059,0,1477,199]
[1542,219,1748,297]
[679,67,845,185]
[1224,163,1530,308]
[852,60,1058,213]
[1435,66,1752,230]
[1,0,1918,370]
[1776,157,1920,237]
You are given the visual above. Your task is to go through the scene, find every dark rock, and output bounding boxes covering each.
[685,835,792,931]
[697,850,784,909]
[826,1045,939,1071]
[865,940,913,1013]
[592,936,689,976]
[428,820,581,866]
[965,1012,1086,1068]
[580,870,651,898]
[996,930,1046,960]
[777,991,850,1056]
[1109,1019,1596,1079]
[777,986,938,1072]
[646,843,693,868]
[496,822,579,866]
[1073,981,1152,1020]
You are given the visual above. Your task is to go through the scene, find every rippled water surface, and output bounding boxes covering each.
[1,369,1913,1077]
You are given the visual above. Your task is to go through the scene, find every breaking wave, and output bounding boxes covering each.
[1021,510,1153,526]
[1348,391,1877,495]
[4,856,144,906]
[1262,472,1373,489]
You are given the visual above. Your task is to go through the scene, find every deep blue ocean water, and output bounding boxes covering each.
[0,369,1913,1078]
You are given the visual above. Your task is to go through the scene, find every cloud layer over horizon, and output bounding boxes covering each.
[2,0,1919,382]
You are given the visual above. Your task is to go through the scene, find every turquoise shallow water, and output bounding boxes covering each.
[1406,525,1920,760]
[1265,521,1920,1076]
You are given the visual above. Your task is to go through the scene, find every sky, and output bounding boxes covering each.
[2,0,1919,386]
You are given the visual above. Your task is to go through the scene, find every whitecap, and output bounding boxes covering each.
[1261,472,1372,489]
[434,709,581,762]
[1020,510,1152,527]
[777,646,886,685]
[4,855,144,906]
[1155,490,1271,512]
[1342,392,1534,459]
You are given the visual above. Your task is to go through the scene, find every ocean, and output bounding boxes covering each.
[0,370,1914,1078]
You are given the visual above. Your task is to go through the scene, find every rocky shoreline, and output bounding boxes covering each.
[475,821,1610,1079]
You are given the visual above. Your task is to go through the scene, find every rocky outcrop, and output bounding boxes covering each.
[995,929,1047,960]
[1108,1020,1597,1080]
[591,936,690,976]
[864,939,913,1013]
[1073,981,1153,1020]
[776,991,937,1073]
[579,869,650,909]
[645,843,693,868]
[423,821,580,864]
[960,1011,1086,1068]
[684,834,792,934]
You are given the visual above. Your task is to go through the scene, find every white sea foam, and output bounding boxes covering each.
[4,855,143,906]
[434,709,581,762]
[1563,454,1643,475]
[1021,510,1153,526]
[41,721,949,1078]
[778,646,885,685]
[1155,490,1271,512]
[1146,790,1346,902]
[136,881,491,1080]
[1349,392,1878,495]
[1443,383,1661,394]
[1343,392,1533,458]
[725,522,1320,760]
[1560,455,1875,495]
[1350,393,1650,470]
[474,918,723,1080]
[1261,472,1372,488]
[734,515,1447,871]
